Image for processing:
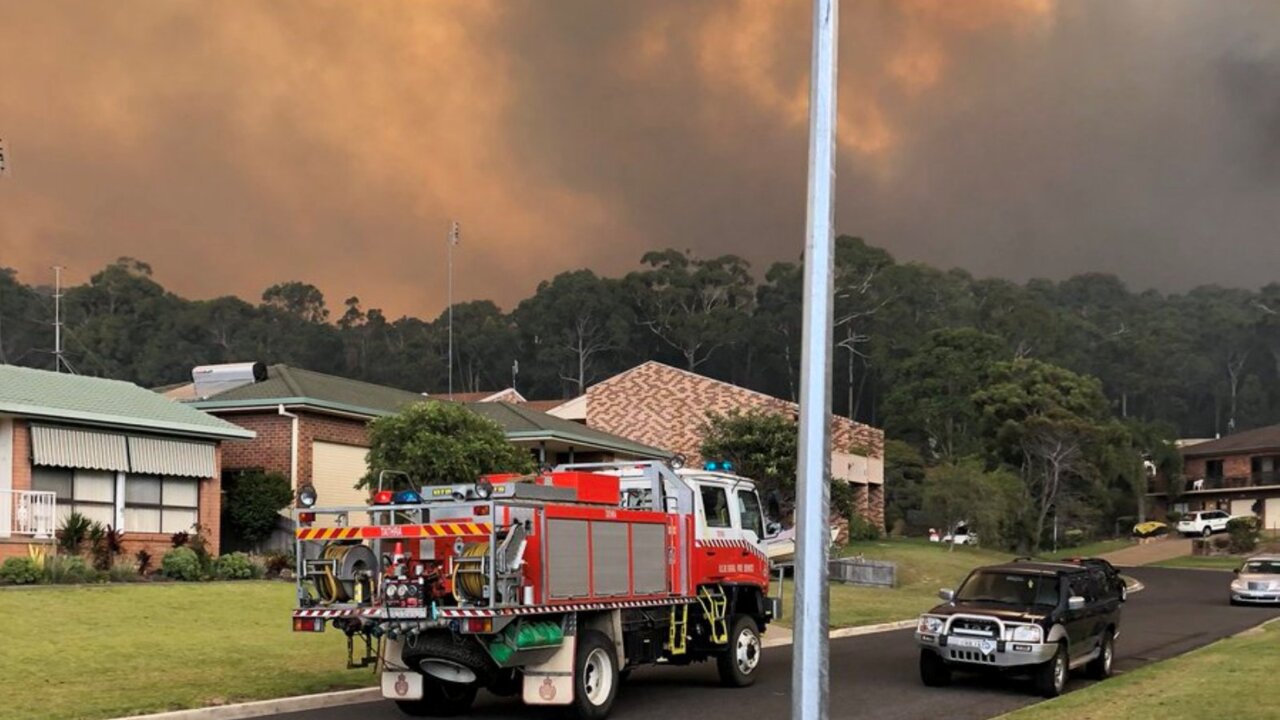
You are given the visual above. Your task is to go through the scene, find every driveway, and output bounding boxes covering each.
[1098,537,1194,567]
[270,567,1277,720]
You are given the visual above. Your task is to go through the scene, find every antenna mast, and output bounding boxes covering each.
[53,265,67,372]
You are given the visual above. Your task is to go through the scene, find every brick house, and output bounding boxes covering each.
[1148,424,1280,531]
[171,365,668,530]
[0,365,253,560]
[545,361,887,528]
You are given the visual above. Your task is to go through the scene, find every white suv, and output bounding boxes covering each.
[1176,510,1233,537]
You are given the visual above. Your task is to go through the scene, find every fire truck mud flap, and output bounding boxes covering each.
[522,634,576,706]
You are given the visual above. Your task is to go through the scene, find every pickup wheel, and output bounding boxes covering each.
[394,677,477,717]
[919,649,951,687]
[1087,630,1115,680]
[1035,643,1069,698]
[572,630,619,720]
[717,615,762,687]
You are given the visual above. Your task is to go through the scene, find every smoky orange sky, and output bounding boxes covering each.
[1,1,1278,317]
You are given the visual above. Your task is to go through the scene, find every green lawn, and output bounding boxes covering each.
[775,538,1012,628]
[1150,555,1244,570]
[999,619,1280,720]
[0,583,373,720]
[1037,538,1135,561]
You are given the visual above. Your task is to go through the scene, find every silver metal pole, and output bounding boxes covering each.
[793,0,838,718]
[53,265,64,373]
[447,221,457,399]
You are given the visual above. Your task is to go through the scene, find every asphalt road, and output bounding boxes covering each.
[274,567,1278,720]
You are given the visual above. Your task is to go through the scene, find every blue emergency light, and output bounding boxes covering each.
[703,460,734,472]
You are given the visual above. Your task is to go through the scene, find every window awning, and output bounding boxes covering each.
[31,425,217,478]
[31,425,129,472]
[128,436,216,478]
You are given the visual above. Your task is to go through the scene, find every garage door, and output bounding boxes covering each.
[310,441,370,511]
[1230,499,1257,518]
[1266,498,1280,531]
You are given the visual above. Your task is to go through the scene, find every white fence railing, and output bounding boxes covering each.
[0,490,57,539]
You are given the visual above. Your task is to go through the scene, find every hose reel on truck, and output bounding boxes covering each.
[309,543,376,604]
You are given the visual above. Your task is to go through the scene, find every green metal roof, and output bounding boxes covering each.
[0,365,254,439]
[188,365,427,418]
[465,402,671,460]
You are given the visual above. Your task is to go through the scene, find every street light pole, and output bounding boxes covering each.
[793,1,838,719]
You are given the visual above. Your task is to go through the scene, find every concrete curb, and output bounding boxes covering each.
[762,618,917,648]
[1123,575,1146,595]
[112,688,381,720]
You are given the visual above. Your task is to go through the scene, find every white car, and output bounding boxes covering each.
[1175,510,1233,537]
[1230,555,1280,605]
[941,525,978,546]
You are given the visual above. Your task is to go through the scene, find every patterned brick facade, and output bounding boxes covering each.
[582,362,886,528]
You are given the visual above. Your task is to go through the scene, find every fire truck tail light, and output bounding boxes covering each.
[293,617,325,633]
[298,512,316,525]
[473,505,491,516]
[464,618,493,634]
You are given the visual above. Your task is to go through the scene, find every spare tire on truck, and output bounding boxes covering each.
[396,632,494,717]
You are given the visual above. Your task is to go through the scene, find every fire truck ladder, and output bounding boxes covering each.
[697,586,729,644]
[668,603,689,655]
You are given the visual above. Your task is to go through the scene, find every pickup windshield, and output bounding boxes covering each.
[956,571,1060,608]
[1242,561,1280,574]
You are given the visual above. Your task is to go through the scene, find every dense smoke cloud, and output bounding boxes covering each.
[1,1,1277,316]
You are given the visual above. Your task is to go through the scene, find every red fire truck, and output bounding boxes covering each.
[290,461,780,718]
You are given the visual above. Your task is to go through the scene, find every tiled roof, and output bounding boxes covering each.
[0,365,253,439]
[1180,424,1280,458]
[188,365,426,418]
[583,361,883,464]
[465,402,670,460]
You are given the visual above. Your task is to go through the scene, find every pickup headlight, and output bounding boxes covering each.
[1008,625,1044,643]
[918,616,945,634]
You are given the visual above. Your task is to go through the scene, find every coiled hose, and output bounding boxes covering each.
[315,544,357,604]
[451,542,489,602]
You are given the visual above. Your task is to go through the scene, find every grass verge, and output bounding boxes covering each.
[998,619,1280,720]
[1150,555,1243,570]
[0,582,374,720]
[774,538,1011,629]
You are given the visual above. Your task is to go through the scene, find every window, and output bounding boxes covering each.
[124,476,199,534]
[32,467,116,526]
[1205,460,1224,478]
[737,489,764,538]
[700,485,732,529]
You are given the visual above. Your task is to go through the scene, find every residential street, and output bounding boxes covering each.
[272,567,1279,720]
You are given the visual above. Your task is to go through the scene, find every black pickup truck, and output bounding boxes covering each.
[914,559,1125,697]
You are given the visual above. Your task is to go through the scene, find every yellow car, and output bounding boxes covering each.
[1132,520,1169,538]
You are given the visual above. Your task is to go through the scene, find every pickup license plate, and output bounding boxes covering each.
[949,636,997,654]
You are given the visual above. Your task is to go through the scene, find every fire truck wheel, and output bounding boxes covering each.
[393,677,477,717]
[716,615,762,687]
[572,630,619,720]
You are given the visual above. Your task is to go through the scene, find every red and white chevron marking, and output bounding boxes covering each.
[695,539,768,562]
[438,598,692,618]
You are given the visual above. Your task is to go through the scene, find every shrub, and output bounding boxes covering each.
[89,524,125,571]
[1227,517,1262,555]
[170,531,190,549]
[1062,528,1087,548]
[57,511,93,554]
[263,551,294,577]
[44,555,99,584]
[0,557,41,585]
[847,513,881,542]
[1212,535,1232,552]
[224,471,293,548]
[161,547,203,581]
[108,560,140,583]
[135,549,154,576]
[1165,511,1184,524]
[213,552,254,580]
[187,524,213,569]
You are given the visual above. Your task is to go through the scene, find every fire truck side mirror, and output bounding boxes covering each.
[766,521,782,539]
[765,491,782,520]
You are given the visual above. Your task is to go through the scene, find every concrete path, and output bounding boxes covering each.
[1100,537,1193,567]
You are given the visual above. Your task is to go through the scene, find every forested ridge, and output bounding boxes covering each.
[3,236,1278,442]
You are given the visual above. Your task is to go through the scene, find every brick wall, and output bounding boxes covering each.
[12,420,30,491]
[214,409,370,489]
